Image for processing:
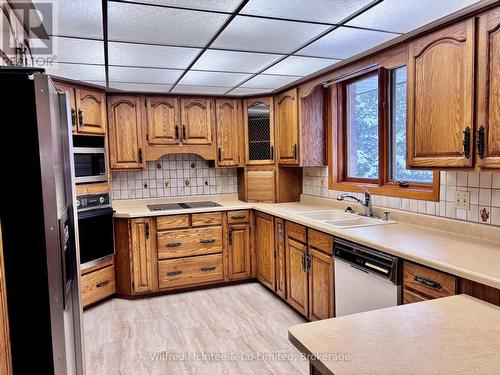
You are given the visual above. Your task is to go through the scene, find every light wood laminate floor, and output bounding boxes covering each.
[83,282,308,375]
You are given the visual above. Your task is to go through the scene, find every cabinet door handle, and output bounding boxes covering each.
[218,146,222,162]
[462,127,471,159]
[228,230,232,245]
[166,270,182,276]
[414,275,441,290]
[270,145,274,160]
[200,238,215,244]
[278,223,284,241]
[138,147,143,163]
[71,109,76,126]
[230,214,246,220]
[477,126,485,159]
[182,125,186,140]
[175,125,179,140]
[167,242,181,247]
[78,109,84,127]
[201,266,216,272]
[96,280,110,288]
[145,222,149,239]
[300,253,305,272]
[293,143,297,160]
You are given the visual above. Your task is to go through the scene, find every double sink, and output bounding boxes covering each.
[297,210,396,229]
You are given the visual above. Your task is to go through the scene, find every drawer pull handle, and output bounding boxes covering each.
[167,242,182,247]
[201,266,216,272]
[414,275,441,290]
[231,214,246,220]
[96,280,110,288]
[200,239,216,244]
[166,270,182,276]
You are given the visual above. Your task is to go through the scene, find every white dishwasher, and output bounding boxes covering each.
[333,239,401,317]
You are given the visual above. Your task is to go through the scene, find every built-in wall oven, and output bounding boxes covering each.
[77,192,115,268]
[73,147,106,184]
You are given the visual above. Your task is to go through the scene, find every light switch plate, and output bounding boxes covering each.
[455,191,470,210]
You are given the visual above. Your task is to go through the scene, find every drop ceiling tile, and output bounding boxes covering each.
[171,85,230,95]
[347,0,480,33]
[109,66,183,84]
[192,50,284,73]
[241,0,374,24]
[240,74,301,89]
[130,0,243,12]
[298,26,397,59]
[212,16,330,54]
[109,82,173,93]
[47,0,103,39]
[265,56,339,76]
[179,71,251,86]
[53,37,104,65]
[44,63,106,82]
[108,2,229,46]
[227,87,274,96]
[108,42,200,69]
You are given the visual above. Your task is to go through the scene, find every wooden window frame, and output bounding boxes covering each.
[328,66,440,201]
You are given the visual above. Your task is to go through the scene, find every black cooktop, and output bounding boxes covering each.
[147,201,221,211]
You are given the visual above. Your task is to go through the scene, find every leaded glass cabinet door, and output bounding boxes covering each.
[244,97,275,165]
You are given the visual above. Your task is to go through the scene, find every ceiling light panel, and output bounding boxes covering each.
[179,71,251,86]
[228,87,274,96]
[172,86,231,95]
[192,50,284,73]
[212,16,330,54]
[109,82,173,93]
[240,74,301,89]
[241,0,375,24]
[298,27,397,59]
[44,63,106,82]
[265,56,339,76]
[108,2,229,46]
[346,0,480,33]
[109,66,183,84]
[108,42,200,69]
[130,0,243,12]
[48,0,103,39]
[53,37,104,65]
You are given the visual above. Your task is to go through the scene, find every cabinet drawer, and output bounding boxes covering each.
[157,215,190,231]
[158,254,223,289]
[157,227,222,260]
[227,210,250,224]
[81,265,115,307]
[192,212,222,227]
[403,261,457,302]
[308,229,333,255]
[285,221,307,243]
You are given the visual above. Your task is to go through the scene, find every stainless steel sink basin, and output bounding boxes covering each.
[298,210,396,229]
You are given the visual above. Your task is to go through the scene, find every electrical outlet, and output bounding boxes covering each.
[455,191,470,210]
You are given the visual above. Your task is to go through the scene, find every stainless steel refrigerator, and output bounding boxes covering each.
[0,68,85,374]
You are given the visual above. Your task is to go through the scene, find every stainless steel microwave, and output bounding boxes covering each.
[73,147,107,184]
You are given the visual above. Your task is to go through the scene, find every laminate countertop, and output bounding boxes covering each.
[288,295,500,375]
[112,194,500,289]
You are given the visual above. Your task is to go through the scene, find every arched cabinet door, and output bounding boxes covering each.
[180,98,212,145]
[244,96,275,165]
[76,88,106,135]
[146,96,180,145]
[276,88,299,165]
[215,98,242,167]
[477,6,500,168]
[107,95,145,169]
[407,19,474,168]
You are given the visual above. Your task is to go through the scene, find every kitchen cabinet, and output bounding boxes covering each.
[286,234,309,317]
[476,7,500,168]
[244,97,275,165]
[146,96,180,145]
[407,19,475,168]
[158,254,223,289]
[403,261,457,303]
[308,249,334,321]
[180,98,212,144]
[215,98,243,167]
[80,265,116,307]
[227,223,251,281]
[244,168,276,203]
[276,88,299,165]
[130,218,157,294]
[274,218,286,299]
[54,82,77,133]
[107,95,145,170]
[255,212,275,290]
[459,278,500,306]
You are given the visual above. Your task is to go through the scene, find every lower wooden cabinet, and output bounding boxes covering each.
[227,223,251,281]
[308,249,334,321]
[286,236,309,316]
[255,212,275,289]
[81,265,116,307]
[403,261,457,303]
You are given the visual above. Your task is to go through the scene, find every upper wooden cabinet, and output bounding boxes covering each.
[244,97,275,165]
[107,95,145,170]
[215,98,243,167]
[407,19,475,168]
[54,83,106,135]
[146,96,180,145]
[180,98,212,144]
[275,86,326,166]
[476,7,500,168]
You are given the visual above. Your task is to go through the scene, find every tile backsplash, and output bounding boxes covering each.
[111,154,237,200]
[303,167,500,227]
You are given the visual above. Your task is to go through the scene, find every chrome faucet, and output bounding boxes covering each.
[337,188,373,217]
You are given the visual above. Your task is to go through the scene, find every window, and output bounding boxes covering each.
[329,65,439,201]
